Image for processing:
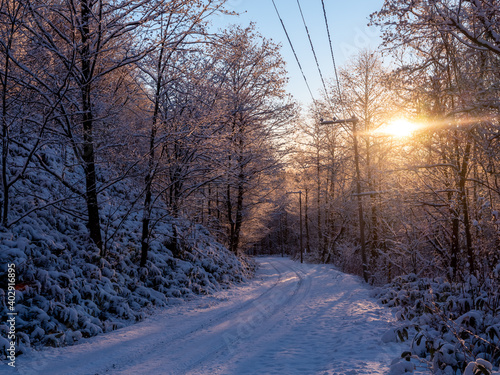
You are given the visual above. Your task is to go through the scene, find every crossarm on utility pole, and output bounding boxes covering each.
[320,117,359,125]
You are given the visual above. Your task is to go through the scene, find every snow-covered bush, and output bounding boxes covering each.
[464,358,500,375]
[377,273,500,374]
[0,210,253,359]
[0,144,254,359]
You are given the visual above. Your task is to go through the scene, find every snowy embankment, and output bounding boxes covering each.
[375,273,500,374]
[0,143,253,360]
[0,201,253,360]
[12,257,418,375]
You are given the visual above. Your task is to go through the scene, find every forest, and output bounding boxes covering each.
[0,0,499,374]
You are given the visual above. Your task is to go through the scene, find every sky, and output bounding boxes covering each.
[211,0,384,109]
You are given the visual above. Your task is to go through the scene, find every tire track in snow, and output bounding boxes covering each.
[158,258,287,344]
[203,260,321,375]
[214,263,403,375]
[120,258,307,375]
[107,259,293,375]
[182,258,312,375]
[15,258,286,375]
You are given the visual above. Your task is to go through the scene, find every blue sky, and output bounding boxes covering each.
[211,0,383,108]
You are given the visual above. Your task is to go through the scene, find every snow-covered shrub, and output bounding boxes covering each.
[0,144,254,358]
[464,358,500,375]
[389,354,415,375]
[0,211,253,357]
[377,272,500,374]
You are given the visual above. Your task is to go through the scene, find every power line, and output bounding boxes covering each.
[296,0,330,104]
[270,0,315,103]
[321,0,345,117]
[320,0,345,115]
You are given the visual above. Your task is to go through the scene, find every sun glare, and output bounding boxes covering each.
[378,118,420,138]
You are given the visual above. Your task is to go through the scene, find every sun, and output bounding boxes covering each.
[378,118,420,138]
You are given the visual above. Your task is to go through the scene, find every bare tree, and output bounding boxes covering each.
[211,24,295,255]
[23,0,164,254]
[136,0,231,267]
[0,0,73,227]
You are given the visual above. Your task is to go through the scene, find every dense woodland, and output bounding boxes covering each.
[0,0,499,373]
[266,0,500,286]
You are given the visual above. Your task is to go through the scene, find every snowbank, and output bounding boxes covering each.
[0,145,253,360]
[0,211,253,359]
[376,273,500,374]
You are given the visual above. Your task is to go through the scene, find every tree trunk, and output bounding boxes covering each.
[82,116,103,253]
[140,122,156,267]
[366,135,379,264]
[234,178,244,255]
[140,39,166,267]
[228,170,244,256]
[305,188,310,254]
[459,139,474,275]
[1,60,9,225]
[1,11,16,226]
[450,206,460,279]
[226,183,235,253]
[317,149,323,256]
[80,0,102,253]
[140,186,152,267]
[353,120,368,282]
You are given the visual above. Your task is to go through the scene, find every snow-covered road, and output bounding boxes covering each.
[13,257,409,375]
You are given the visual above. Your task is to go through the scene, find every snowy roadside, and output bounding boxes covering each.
[5,257,427,375]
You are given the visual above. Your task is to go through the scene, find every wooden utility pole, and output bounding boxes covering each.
[287,191,303,263]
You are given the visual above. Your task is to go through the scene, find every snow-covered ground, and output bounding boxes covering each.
[10,257,422,375]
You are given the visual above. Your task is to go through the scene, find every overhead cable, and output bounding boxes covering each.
[270,0,316,103]
[296,0,330,104]
[320,0,345,116]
